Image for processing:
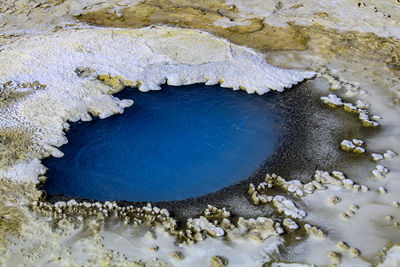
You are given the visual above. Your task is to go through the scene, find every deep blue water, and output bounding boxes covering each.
[43,84,283,202]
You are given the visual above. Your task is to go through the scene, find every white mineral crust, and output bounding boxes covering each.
[0,27,314,183]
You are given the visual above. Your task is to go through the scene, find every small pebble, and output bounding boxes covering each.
[371,115,382,121]
[353,184,361,192]
[329,251,342,263]
[377,165,389,174]
[372,153,384,161]
[149,245,159,252]
[350,204,359,210]
[283,218,299,230]
[343,103,358,113]
[372,169,384,179]
[385,215,393,221]
[337,241,349,250]
[210,255,228,267]
[340,212,350,220]
[353,147,366,154]
[332,171,346,180]
[170,251,184,261]
[352,139,364,146]
[346,210,355,216]
[383,150,396,158]
[355,100,369,109]
[350,247,361,257]
[378,187,387,194]
[341,140,356,151]
[343,179,354,188]
[361,185,369,192]
[327,195,341,205]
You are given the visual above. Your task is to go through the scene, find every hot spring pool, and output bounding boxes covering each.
[43,84,283,201]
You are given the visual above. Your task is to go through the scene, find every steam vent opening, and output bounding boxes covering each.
[43,84,284,202]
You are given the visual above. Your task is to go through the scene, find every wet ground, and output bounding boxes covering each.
[44,79,372,220]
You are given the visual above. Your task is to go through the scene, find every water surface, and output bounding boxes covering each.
[43,84,283,201]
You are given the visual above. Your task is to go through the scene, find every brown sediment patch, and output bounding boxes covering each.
[0,205,23,250]
[0,81,46,107]
[297,25,400,72]
[0,179,39,250]
[0,127,36,168]
[96,74,137,94]
[0,81,47,168]
[74,0,308,51]
[74,0,400,75]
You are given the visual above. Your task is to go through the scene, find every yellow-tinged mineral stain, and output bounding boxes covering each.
[0,127,36,168]
[74,1,308,51]
[96,74,137,94]
[74,0,400,74]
